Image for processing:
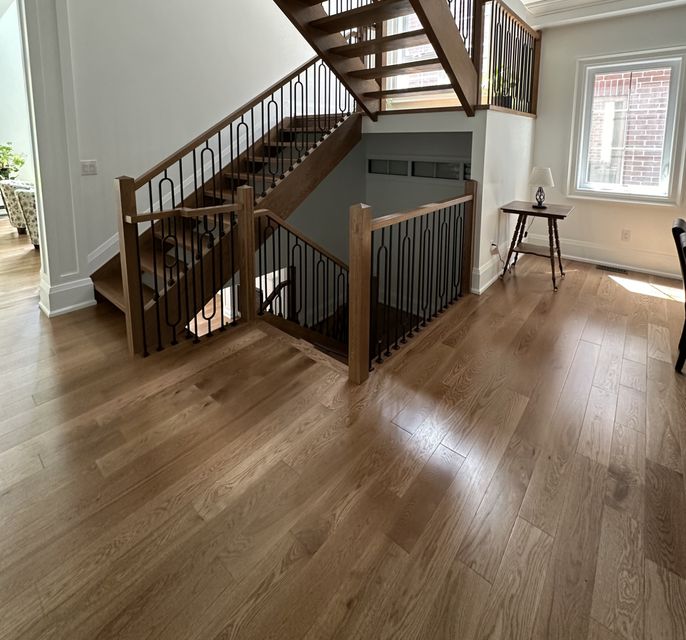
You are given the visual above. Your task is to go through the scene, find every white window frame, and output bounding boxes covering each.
[568,49,686,206]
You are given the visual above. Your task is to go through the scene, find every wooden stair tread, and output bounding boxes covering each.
[364,83,454,99]
[93,271,126,312]
[310,0,414,33]
[94,267,155,312]
[329,29,429,57]
[349,58,442,80]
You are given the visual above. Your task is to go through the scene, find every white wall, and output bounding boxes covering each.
[0,1,34,182]
[287,141,366,263]
[63,0,314,270]
[531,6,686,277]
[479,109,535,291]
[364,132,471,216]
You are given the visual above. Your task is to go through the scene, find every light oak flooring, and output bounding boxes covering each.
[1,218,686,639]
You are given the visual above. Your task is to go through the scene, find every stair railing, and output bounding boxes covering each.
[481,0,541,114]
[116,180,259,356]
[131,56,356,217]
[348,180,477,383]
[255,209,350,357]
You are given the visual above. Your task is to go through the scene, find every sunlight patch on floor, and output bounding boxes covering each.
[609,275,685,303]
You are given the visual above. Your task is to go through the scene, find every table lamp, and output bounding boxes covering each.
[529,167,554,209]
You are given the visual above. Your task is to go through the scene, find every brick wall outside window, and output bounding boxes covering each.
[586,68,671,188]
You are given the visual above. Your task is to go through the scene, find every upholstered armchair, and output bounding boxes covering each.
[0,180,32,235]
[15,188,39,249]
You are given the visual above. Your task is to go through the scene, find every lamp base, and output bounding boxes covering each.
[532,203,548,209]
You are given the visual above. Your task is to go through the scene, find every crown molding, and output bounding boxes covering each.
[522,0,686,27]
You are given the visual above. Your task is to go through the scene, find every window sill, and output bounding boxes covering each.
[566,190,680,208]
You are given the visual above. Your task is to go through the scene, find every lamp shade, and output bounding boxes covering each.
[529,166,555,188]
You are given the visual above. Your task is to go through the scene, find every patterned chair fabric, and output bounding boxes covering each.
[15,188,39,248]
[0,180,32,233]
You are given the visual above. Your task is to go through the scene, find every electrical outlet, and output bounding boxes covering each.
[80,160,98,176]
[621,228,631,242]
[490,242,499,255]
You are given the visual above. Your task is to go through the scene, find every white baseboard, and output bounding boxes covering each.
[527,233,680,280]
[472,256,499,294]
[88,233,119,272]
[39,276,96,317]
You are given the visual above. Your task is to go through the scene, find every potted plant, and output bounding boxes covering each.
[491,68,518,110]
[0,142,25,180]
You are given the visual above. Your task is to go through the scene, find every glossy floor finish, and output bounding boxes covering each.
[1,220,686,639]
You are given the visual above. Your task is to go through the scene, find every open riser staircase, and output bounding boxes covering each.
[96,0,538,381]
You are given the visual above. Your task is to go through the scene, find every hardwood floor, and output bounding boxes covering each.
[1,219,686,639]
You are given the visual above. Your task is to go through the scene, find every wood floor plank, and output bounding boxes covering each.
[520,340,600,535]
[614,385,646,434]
[648,323,672,363]
[605,424,645,522]
[420,559,491,640]
[645,559,686,639]
[387,444,465,553]
[577,385,617,467]
[477,517,554,640]
[458,435,538,582]
[590,506,644,640]
[531,454,607,640]
[645,459,686,579]
[619,359,647,393]
[646,358,684,473]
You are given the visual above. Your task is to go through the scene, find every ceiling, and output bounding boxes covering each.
[521,0,686,28]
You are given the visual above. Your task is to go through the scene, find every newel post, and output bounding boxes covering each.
[115,176,146,356]
[348,203,373,385]
[236,186,257,323]
[462,179,478,297]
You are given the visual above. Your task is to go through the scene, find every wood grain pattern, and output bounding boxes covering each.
[577,385,617,467]
[614,385,646,434]
[591,506,644,640]
[477,518,554,640]
[645,560,686,639]
[645,459,686,579]
[605,424,645,522]
[1,238,686,639]
[531,454,607,640]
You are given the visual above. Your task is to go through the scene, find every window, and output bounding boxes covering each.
[368,159,409,176]
[572,52,684,203]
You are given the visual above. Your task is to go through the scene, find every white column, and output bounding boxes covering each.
[18,0,95,316]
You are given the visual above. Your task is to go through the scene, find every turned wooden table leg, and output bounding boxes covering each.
[512,215,528,268]
[553,219,565,278]
[502,214,525,279]
[548,218,558,292]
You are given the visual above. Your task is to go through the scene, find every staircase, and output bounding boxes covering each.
[273,0,480,116]
[94,0,539,363]
[92,57,361,355]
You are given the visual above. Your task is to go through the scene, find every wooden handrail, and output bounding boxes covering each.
[490,0,540,40]
[370,193,474,231]
[124,203,240,224]
[133,56,320,190]
[255,209,349,271]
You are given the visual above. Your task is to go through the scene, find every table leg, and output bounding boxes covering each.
[512,215,528,268]
[501,214,524,279]
[548,218,557,292]
[553,219,565,278]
